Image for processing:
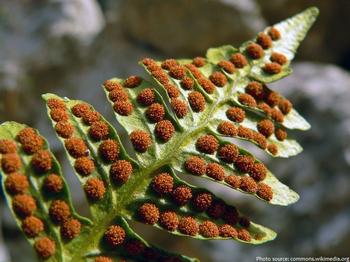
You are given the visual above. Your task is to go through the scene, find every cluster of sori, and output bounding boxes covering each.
[217,99,289,155]
[142,58,209,113]
[184,134,273,202]
[48,97,136,190]
[242,80,293,122]
[0,126,81,259]
[105,78,178,150]
[245,27,285,74]
[100,222,185,262]
[136,172,257,242]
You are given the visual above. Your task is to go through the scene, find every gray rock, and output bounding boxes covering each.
[119,0,266,56]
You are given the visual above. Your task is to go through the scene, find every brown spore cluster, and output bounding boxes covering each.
[263,62,282,74]
[230,53,248,68]
[31,150,52,174]
[152,70,170,85]
[271,108,284,123]
[99,139,120,162]
[178,216,198,236]
[279,98,293,114]
[180,76,194,90]
[185,63,202,79]
[110,160,133,184]
[104,225,126,247]
[82,110,101,125]
[218,60,235,74]
[72,103,90,118]
[218,144,239,163]
[219,224,238,238]
[151,173,174,195]
[249,162,267,182]
[253,132,268,149]
[257,119,275,138]
[159,211,179,231]
[198,77,215,94]
[184,156,206,176]
[240,176,258,193]
[209,71,227,87]
[257,182,273,201]
[164,83,180,98]
[237,126,255,141]
[129,130,152,152]
[161,59,178,70]
[16,127,44,154]
[238,93,257,107]
[155,120,175,142]
[44,174,63,193]
[172,185,192,206]
[103,80,134,116]
[137,88,155,106]
[265,90,280,106]
[34,237,56,259]
[64,137,88,158]
[146,103,165,123]
[74,157,95,176]
[271,52,287,65]
[89,121,109,140]
[275,128,287,141]
[0,139,17,154]
[188,91,206,112]
[169,65,186,80]
[49,200,70,224]
[199,221,219,238]
[246,43,264,59]
[234,155,254,173]
[138,203,160,225]
[206,163,225,181]
[124,75,142,88]
[192,57,206,67]
[103,79,122,91]
[55,121,74,139]
[267,143,278,155]
[226,106,245,123]
[225,175,241,189]
[195,134,219,154]
[192,192,212,212]
[171,98,188,118]
[84,178,106,201]
[50,108,68,122]
[142,57,159,69]
[217,121,238,137]
[108,89,128,102]
[22,216,44,238]
[47,98,66,110]
[113,101,134,116]
[268,27,281,40]
[5,173,29,195]
[238,228,252,242]
[61,218,81,240]
[245,81,264,100]
[256,32,272,49]
[12,194,37,218]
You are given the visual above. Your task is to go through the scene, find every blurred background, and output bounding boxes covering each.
[1,0,350,261]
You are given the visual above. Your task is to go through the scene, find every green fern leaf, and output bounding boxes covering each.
[0,7,318,262]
